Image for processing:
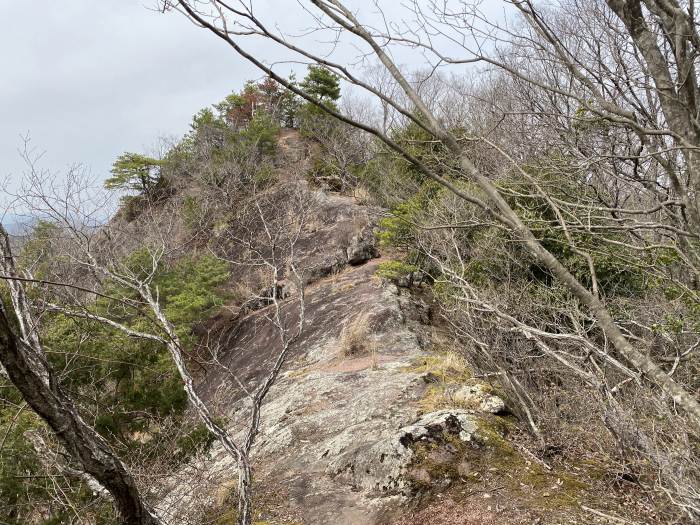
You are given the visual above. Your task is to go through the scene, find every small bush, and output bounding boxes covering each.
[239,111,280,155]
[182,195,203,231]
[117,194,146,222]
[307,154,343,190]
[376,260,418,281]
[253,164,277,187]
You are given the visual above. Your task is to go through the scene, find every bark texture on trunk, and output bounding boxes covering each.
[0,307,160,525]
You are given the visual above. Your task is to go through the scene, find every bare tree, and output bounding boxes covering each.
[163,0,700,430]
[3,146,310,524]
[0,224,161,525]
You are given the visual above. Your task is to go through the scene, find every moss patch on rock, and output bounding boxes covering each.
[401,411,593,522]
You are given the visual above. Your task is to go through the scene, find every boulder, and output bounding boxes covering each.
[398,410,479,446]
[346,226,379,265]
[453,385,506,414]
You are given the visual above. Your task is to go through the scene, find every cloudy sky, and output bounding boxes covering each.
[1,1,267,189]
[1,1,509,198]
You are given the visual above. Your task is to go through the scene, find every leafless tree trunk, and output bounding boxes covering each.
[165,0,700,430]
[4,150,310,523]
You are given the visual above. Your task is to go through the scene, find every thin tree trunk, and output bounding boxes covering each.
[237,460,253,525]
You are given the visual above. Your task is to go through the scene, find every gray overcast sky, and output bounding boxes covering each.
[1,1,264,188]
[1,1,510,195]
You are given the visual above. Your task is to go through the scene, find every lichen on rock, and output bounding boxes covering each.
[452,385,507,414]
[398,410,479,448]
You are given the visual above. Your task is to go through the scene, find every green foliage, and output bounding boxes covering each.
[18,220,61,280]
[156,254,231,331]
[172,422,217,465]
[213,77,292,130]
[182,195,202,231]
[105,152,165,197]
[357,122,451,208]
[43,253,230,441]
[377,185,440,248]
[378,199,422,249]
[297,66,342,136]
[306,154,342,189]
[376,260,419,280]
[371,137,465,281]
[459,226,513,287]
[279,73,301,128]
[0,394,44,524]
[115,77,292,213]
[297,103,334,137]
[497,166,652,296]
[44,313,186,438]
[571,101,610,133]
[117,194,147,222]
[0,384,121,524]
[390,119,456,178]
[661,282,700,331]
[162,137,196,169]
[652,315,684,335]
[239,110,280,155]
[372,124,657,303]
[191,107,222,132]
[252,164,277,187]
[176,84,285,190]
[300,65,340,103]
[214,89,250,125]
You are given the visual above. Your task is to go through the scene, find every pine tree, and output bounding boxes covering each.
[301,66,340,104]
[279,72,301,128]
[105,152,164,196]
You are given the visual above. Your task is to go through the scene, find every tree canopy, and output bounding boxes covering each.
[104,152,164,196]
[300,66,340,104]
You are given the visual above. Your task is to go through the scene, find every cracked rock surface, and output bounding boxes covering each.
[156,184,498,524]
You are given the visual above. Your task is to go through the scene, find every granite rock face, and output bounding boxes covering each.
[159,258,435,523]
[346,224,380,265]
[156,137,508,524]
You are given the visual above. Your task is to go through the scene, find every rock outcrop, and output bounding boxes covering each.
[156,132,597,525]
[157,178,521,523]
[452,385,507,415]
